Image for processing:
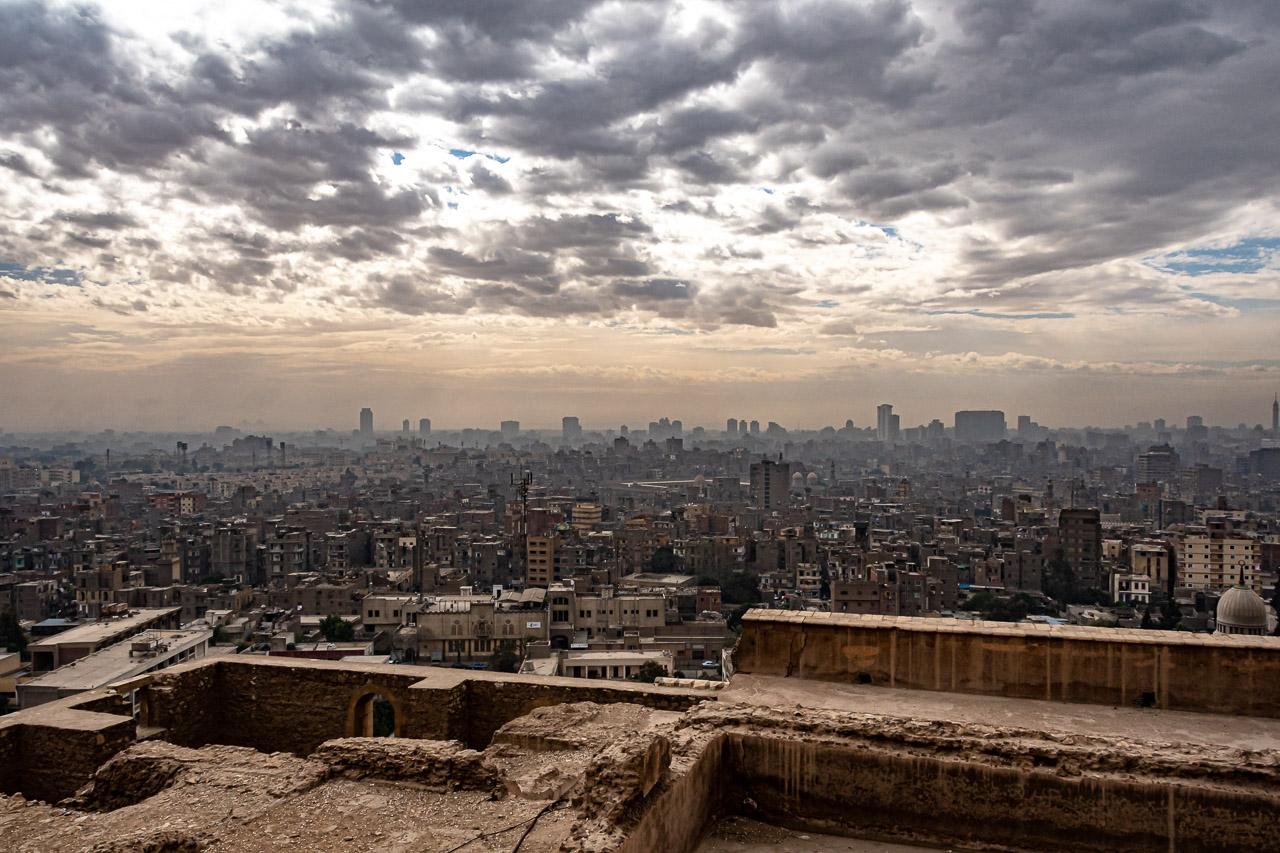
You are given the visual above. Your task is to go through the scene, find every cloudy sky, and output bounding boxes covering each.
[2,0,1279,432]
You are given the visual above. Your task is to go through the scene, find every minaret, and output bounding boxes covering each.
[1273,393,1278,435]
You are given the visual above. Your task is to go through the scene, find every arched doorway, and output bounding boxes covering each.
[347,688,402,737]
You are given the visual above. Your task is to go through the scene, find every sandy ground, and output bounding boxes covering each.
[722,673,1280,751]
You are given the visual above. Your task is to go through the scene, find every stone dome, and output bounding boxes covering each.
[1215,585,1269,636]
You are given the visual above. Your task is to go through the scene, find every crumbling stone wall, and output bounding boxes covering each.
[735,611,1280,716]
[0,714,136,803]
[705,703,1280,853]
[211,662,455,754]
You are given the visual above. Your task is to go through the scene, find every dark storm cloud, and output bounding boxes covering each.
[55,211,141,230]
[469,162,512,195]
[2,0,1278,324]
[0,150,38,178]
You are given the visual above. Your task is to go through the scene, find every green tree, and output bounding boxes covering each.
[0,612,27,654]
[631,661,667,684]
[488,641,522,673]
[649,545,678,573]
[721,573,762,605]
[319,614,355,643]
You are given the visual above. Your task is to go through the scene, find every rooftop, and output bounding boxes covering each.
[22,628,211,693]
[27,608,182,649]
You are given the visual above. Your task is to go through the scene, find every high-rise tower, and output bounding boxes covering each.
[1273,393,1278,435]
[359,407,373,435]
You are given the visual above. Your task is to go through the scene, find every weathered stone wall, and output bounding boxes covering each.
[139,658,709,755]
[210,661,456,754]
[615,733,728,853]
[725,731,1276,852]
[734,611,1280,716]
[0,713,136,803]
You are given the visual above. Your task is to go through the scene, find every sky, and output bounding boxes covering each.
[2,0,1279,432]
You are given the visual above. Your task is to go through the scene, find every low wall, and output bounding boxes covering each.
[726,732,1275,853]
[734,611,1280,716]
[136,658,711,755]
[0,703,136,802]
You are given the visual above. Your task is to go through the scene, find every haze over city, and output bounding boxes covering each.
[3,0,1280,430]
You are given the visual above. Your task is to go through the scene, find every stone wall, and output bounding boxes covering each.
[734,611,1280,716]
[616,733,728,853]
[139,658,710,755]
[0,709,136,803]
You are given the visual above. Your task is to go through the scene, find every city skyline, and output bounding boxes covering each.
[2,0,1280,430]
[6,394,1280,436]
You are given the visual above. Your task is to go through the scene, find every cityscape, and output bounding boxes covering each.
[5,0,1280,850]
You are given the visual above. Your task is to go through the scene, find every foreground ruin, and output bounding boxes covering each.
[3,613,1280,851]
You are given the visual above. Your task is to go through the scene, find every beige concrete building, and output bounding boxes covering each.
[1178,530,1262,592]
[414,595,547,664]
[27,608,183,673]
[19,627,210,709]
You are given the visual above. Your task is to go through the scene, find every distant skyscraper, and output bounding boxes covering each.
[749,458,790,511]
[726,418,738,434]
[401,419,410,433]
[562,416,582,443]
[954,410,1007,443]
[1273,394,1278,435]
[1137,444,1180,484]
[501,420,520,439]
[738,419,748,435]
[1187,415,1203,429]
[418,418,431,435]
[876,404,896,442]
[359,407,373,435]
[749,420,760,434]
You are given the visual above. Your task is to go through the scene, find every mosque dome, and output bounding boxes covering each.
[805,471,819,485]
[1215,585,1269,636]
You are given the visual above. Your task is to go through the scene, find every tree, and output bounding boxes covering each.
[319,614,355,643]
[0,612,27,654]
[727,603,754,632]
[631,661,667,684]
[1140,608,1154,630]
[649,545,678,573]
[721,573,762,605]
[489,642,522,673]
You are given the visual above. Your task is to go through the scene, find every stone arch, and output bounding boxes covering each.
[345,684,405,738]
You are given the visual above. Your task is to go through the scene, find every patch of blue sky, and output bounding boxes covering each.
[0,261,83,286]
[449,147,509,164]
[391,152,405,165]
[1186,291,1280,311]
[759,187,774,195]
[447,202,459,210]
[1149,236,1280,276]
[815,299,839,308]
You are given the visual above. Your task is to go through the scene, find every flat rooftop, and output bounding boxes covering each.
[27,608,182,649]
[23,628,210,692]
